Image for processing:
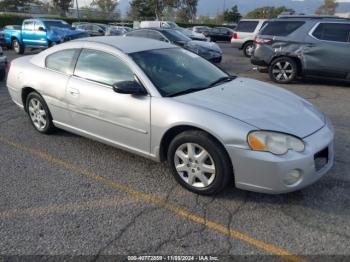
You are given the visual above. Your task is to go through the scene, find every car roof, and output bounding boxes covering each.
[73,36,174,54]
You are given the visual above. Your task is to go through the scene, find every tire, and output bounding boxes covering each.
[243,41,254,58]
[167,130,233,195]
[26,92,56,134]
[0,69,5,81]
[12,39,25,55]
[269,57,298,84]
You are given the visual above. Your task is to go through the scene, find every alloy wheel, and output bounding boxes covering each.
[272,61,294,82]
[174,143,216,188]
[28,98,47,131]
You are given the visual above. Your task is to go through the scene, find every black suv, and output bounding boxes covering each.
[251,16,350,83]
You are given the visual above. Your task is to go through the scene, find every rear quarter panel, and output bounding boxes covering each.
[4,29,22,46]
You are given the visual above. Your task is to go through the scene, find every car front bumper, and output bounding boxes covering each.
[226,122,334,194]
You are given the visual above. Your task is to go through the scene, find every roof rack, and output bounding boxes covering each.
[277,15,350,20]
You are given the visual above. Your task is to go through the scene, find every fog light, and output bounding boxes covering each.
[284,169,302,186]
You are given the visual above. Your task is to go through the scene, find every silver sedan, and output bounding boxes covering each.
[6,37,334,195]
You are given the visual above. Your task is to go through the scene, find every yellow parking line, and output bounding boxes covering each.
[336,127,350,134]
[0,136,307,262]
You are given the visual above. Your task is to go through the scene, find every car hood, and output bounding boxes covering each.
[185,40,222,53]
[173,77,325,138]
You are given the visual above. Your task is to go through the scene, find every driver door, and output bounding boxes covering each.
[65,48,151,155]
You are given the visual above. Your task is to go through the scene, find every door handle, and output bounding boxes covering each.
[68,87,80,95]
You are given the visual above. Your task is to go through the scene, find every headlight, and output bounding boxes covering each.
[247,131,305,155]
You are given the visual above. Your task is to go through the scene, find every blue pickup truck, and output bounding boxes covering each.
[4,18,88,54]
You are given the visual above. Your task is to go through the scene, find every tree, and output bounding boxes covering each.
[91,0,119,18]
[52,0,73,16]
[316,0,338,15]
[223,5,241,23]
[128,0,157,20]
[0,0,41,11]
[128,0,198,21]
[246,6,295,19]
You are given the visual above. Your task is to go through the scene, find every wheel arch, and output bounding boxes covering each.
[158,125,233,172]
[269,55,303,75]
[21,86,37,112]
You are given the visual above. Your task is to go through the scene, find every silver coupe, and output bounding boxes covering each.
[6,36,334,195]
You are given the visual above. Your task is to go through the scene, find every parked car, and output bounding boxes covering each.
[124,28,222,63]
[231,19,266,57]
[106,26,132,36]
[4,19,87,54]
[192,26,212,36]
[6,36,334,195]
[175,27,207,41]
[251,16,350,84]
[140,20,179,29]
[0,29,6,48]
[75,23,107,37]
[0,46,7,81]
[207,27,234,42]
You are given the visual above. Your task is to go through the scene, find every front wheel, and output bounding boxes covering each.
[26,92,56,134]
[167,130,233,195]
[12,39,25,54]
[269,57,298,84]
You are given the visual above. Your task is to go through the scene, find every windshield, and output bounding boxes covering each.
[130,48,229,97]
[44,20,71,30]
[162,30,191,42]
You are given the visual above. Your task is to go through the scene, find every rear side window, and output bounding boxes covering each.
[74,49,134,86]
[23,21,34,31]
[235,21,259,32]
[312,23,350,43]
[260,21,305,36]
[46,49,78,75]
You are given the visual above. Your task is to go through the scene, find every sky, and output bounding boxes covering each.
[75,0,350,16]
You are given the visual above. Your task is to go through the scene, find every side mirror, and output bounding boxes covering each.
[112,81,147,96]
[98,29,104,34]
[38,26,46,32]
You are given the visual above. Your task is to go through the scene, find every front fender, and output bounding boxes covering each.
[150,97,255,159]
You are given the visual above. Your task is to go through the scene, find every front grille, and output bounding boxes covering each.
[314,147,329,172]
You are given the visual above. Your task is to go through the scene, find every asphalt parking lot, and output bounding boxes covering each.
[1,43,350,261]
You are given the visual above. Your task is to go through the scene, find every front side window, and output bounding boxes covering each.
[312,23,350,43]
[34,22,45,31]
[74,49,134,86]
[260,21,305,36]
[46,49,78,75]
[130,48,228,97]
[236,21,259,33]
[23,21,34,31]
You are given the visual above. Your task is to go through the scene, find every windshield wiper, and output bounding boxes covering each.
[165,76,236,98]
[166,87,209,97]
[208,75,236,88]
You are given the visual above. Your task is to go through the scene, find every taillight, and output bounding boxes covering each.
[233,32,238,39]
[254,36,272,45]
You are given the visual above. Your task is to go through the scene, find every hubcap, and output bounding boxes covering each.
[28,98,47,131]
[246,44,254,56]
[174,143,216,188]
[13,41,19,53]
[272,61,294,81]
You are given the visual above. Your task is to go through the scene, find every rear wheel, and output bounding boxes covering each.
[167,130,233,195]
[12,39,25,54]
[26,92,56,134]
[243,41,254,57]
[269,57,298,84]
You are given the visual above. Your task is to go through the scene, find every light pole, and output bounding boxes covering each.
[75,0,80,20]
